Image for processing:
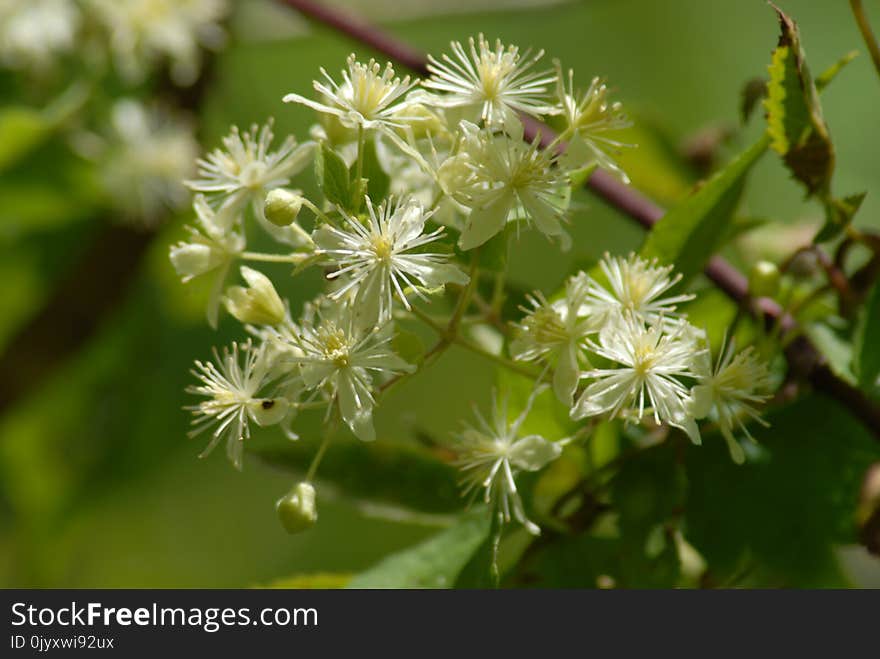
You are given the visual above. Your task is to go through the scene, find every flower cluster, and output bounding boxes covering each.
[172,37,770,535]
[513,253,772,463]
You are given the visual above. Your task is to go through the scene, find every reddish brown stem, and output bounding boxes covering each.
[280,0,880,439]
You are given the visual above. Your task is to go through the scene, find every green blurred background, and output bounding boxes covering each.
[1,0,879,587]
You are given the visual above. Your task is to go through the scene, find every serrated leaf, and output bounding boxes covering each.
[347,507,491,588]
[763,5,834,196]
[639,135,768,282]
[315,142,353,210]
[854,282,880,394]
[252,439,463,514]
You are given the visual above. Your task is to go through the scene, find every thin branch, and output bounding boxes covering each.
[280,0,880,439]
[851,0,880,79]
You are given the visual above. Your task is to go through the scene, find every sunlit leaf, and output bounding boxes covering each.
[763,5,834,196]
[347,507,491,588]
[639,135,768,282]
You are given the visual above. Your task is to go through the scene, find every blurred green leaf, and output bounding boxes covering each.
[252,438,463,514]
[315,142,353,211]
[763,5,834,197]
[815,192,866,243]
[740,77,767,125]
[805,322,856,385]
[854,282,880,394]
[362,137,390,202]
[814,50,858,92]
[347,507,491,588]
[392,328,426,365]
[685,395,880,586]
[0,107,50,173]
[640,135,768,281]
[259,573,352,589]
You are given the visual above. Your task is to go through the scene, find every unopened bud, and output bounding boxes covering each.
[276,482,317,534]
[223,266,285,325]
[264,189,303,227]
[748,260,781,298]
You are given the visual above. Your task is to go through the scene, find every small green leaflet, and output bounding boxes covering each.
[639,135,769,282]
[315,142,354,211]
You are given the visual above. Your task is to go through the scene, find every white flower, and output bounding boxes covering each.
[87,0,227,85]
[421,34,558,129]
[99,100,199,225]
[186,120,313,232]
[283,55,419,132]
[281,302,414,441]
[556,63,631,182]
[0,0,79,71]
[314,196,468,329]
[169,195,244,327]
[448,122,569,250]
[690,341,771,464]
[455,387,562,535]
[511,272,599,405]
[587,253,695,327]
[186,340,289,470]
[572,312,703,443]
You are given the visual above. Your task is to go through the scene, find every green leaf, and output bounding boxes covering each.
[815,191,866,243]
[854,282,880,394]
[361,137,390,202]
[804,322,856,385]
[814,50,858,92]
[685,395,880,586]
[454,509,504,587]
[639,135,768,282]
[477,224,513,274]
[763,5,834,196]
[0,107,51,173]
[252,439,463,514]
[740,77,767,125]
[258,573,352,589]
[315,142,353,210]
[347,508,492,588]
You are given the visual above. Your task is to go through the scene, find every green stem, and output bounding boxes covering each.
[305,434,332,483]
[301,198,333,225]
[355,124,366,186]
[851,0,880,79]
[241,251,309,264]
[448,249,481,334]
[409,307,538,379]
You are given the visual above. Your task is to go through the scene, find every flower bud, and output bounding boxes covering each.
[276,482,317,534]
[748,260,781,298]
[264,189,303,227]
[223,266,285,325]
